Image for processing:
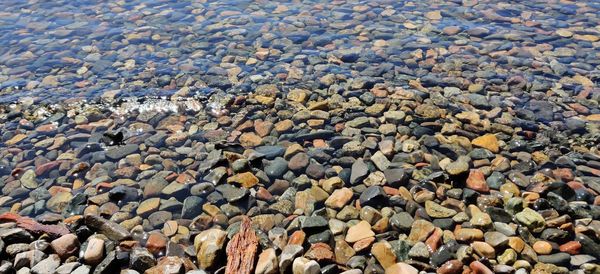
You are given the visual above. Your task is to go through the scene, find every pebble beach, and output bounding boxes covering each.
[0,0,599,274]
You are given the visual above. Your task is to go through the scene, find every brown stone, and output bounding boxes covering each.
[146,232,168,255]
[305,243,334,262]
[437,260,463,274]
[50,233,79,259]
[372,241,397,268]
[469,261,493,274]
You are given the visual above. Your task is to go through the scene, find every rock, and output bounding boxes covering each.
[136,197,160,217]
[305,243,334,262]
[408,242,430,260]
[50,233,79,259]
[84,238,105,265]
[532,241,553,255]
[280,245,304,273]
[371,151,390,171]
[472,134,499,153]
[292,257,320,274]
[469,261,493,274]
[106,144,139,160]
[350,159,369,185]
[446,160,469,175]
[515,208,546,233]
[130,248,156,272]
[84,215,129,242]
[55,262,82,274]
[181,196,204,219]
[466,169,490,192]
[227,172,259,188]
[385,262,418,274]
[345,221,375,243]
[425,201,457,218]
[30,254,60,274]
[372,241,397,268]
[359,186,388,208]
[437,260,463,274]
[14,250,46,269]
[538,252,571,266]
[255,248,278,274]
[325,188,353,209]
[194,229,227,269]
[225,216,258,274]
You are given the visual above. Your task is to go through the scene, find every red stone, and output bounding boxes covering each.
[466,169,489,193]
[0,212,69,239]
[287,230,306,245]
[559,241,581,255]
[469,261,493,274]
[146,232,168,255]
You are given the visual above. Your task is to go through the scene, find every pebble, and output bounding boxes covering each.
[0,1,599,273]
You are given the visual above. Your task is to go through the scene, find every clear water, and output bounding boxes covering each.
[0,0,598,104]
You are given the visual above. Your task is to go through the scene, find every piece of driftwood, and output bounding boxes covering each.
[0,212,70,238]
[225,216,258,274]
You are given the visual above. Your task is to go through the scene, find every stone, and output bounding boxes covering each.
[407,220,435,244]
[84,215,130,241]
[425,200,457,218]
[227,172,259,188]
[84,238,105,265]
[130,248,156,272]
[385,262,418,274]
[50,233,79,259]
[30,254,60,274]
[325,188,353,209]
[532,241,553,255]
[466,169,490,192]
[292,257,320,274]
[472,134,499,153]
[194,229,227,269]
[437,260,463,274]
[255,248,278,274]
[350,159,369,185]
[515,208,546,233]
[280,245,304,273]
[345,221,374,243]
[372,241,397,268]
[137,197,161,217]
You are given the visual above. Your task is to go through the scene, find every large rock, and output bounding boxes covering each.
[194,229,227,269]
[84,215,130,241]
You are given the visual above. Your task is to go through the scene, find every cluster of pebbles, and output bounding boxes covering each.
[0,0,600,274]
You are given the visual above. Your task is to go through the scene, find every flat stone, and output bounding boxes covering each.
[472,134,499,153]
[425,200,457,218]
[227,172,259,188]
[84,215,130,241]
[345,221,375,243]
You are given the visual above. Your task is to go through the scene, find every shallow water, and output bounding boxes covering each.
[1,1,600,273]
[0,0,598,104]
